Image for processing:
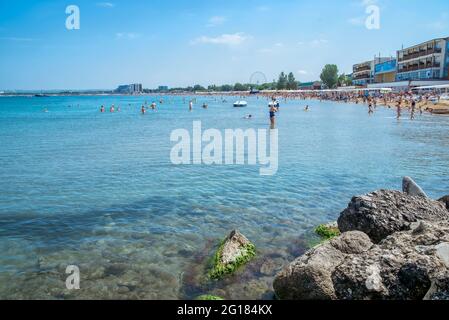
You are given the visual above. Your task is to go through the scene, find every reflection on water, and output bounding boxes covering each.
[0,96,448,299]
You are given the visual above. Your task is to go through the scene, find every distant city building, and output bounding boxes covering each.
[396,37,449,81]
[374,59,397,83]
[353,57,390,86]
[115,83,143,94]
[158,86,169,91]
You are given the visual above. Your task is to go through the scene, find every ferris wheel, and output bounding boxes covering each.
[249,72,268,86]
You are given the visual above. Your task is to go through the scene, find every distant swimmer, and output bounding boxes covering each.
[304,105,310,111]
[100,105,105,113]
[141,105,146,114]
[151,102,157,110]
[110,105,115,113]
[117,106,121,112]
[244,114,253,119]
[189,100,193,111]
[43,108,49,113]
[368,102,374,115]
[202,103,208,109]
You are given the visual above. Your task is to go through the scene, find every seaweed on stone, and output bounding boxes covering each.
[315,224,341,240]
[208,232,256,280]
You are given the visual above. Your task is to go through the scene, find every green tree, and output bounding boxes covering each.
[320,64,339,89]
[287,72,298,90]
[233,83,249,91]
[338,73,353,87]
[193,84,206,92]
[277,72,288,90]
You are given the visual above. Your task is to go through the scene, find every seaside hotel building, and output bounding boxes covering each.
[356,36,449,90]
[352,57,390,86]
[396,37,449,81]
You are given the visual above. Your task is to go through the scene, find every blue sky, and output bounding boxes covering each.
[0,0,448,90]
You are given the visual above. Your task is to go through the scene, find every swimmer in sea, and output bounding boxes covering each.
[304,105,309,111]
[203,103,208,109]
[189,101,193,112]
[244,114,253,119]
[141,105,146,114]
[110,105,115,113]
[100,105,105,113]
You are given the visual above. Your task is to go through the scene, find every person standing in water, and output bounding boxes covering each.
[141,105,146,115]
[396,100,402,120]
[269,103,277,128]
[110,105,115,113]
[189,100,193,112]
[100,105,105,113]
[410,99,416,120]
[368,99,374,115]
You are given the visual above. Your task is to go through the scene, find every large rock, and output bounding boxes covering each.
[274,221,449,300]
[402,176,428,198]
[338,190,448,243]
[332,220,449,300]
[209,230,256,279]
[439,195,449,210]
[273,231,372,300]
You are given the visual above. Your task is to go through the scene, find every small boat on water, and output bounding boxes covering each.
[233,101,248,107]
[430,108,449,115]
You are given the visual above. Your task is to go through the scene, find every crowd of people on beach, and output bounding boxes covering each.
[95,88,448,127]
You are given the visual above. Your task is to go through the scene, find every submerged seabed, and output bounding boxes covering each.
[0,95,448,299]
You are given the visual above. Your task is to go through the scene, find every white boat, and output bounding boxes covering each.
[233,101,248,107]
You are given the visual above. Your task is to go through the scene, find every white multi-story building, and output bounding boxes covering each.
[396,37,449,81]
[115,83,143,94]
[353,57,390,86]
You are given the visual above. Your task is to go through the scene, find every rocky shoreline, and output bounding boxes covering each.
[273,177,449,300]
[194,177,448,300]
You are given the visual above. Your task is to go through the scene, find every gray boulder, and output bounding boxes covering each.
[402,176,428,198]
[439,195,449,210]
[332,220,449,300]
[273,231,372,300]
[338,190,448,243]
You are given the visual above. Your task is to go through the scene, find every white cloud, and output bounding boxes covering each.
[116,33,141,40]
[310,39,329,47]
[359,0,378,6]
[348,16,365,26]
[298,39,329,48]
[191,33,249,46]
[97,2,115,8]
[207,16,227,27]
[298,70,308,75]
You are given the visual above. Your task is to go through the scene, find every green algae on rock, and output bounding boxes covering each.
[315,223,341,240]
[209,230,256,280]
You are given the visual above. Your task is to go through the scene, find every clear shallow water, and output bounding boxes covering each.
[0,95,448,299]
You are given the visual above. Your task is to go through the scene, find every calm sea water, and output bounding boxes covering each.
[0,95,448,299]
